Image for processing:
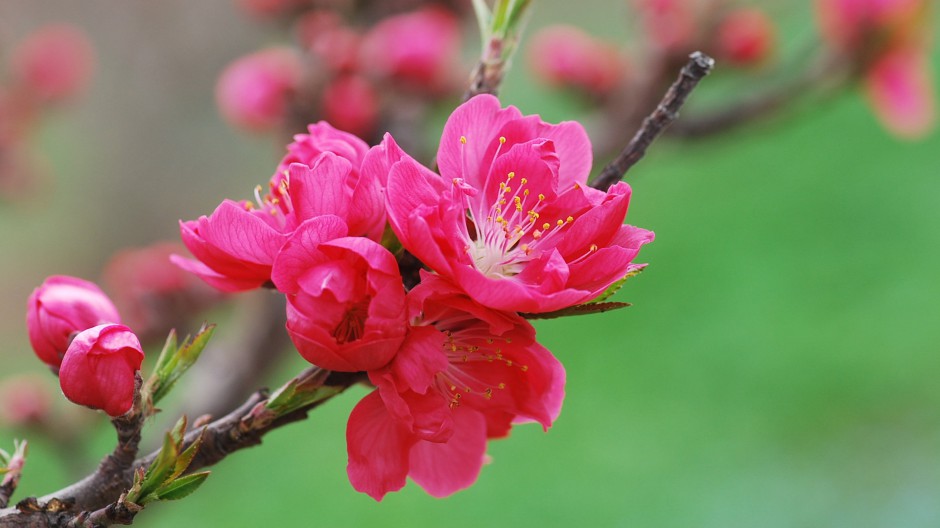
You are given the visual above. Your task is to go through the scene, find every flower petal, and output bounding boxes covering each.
[347,391,415,501]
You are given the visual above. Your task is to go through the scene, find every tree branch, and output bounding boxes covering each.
[0,370,362,527]
[590,52,715,192]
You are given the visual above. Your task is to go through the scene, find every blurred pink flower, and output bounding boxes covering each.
[103,242,224,342]
[0,375,51,426]
[864,48,936,138]
[321,75,379,139]
[59,324,144,417]
[528,25,625,96]
[271,217,407,372]
[359,7,462,91]
[386,95,654,313]
[347,274,565,500]
[298,12,362,74]
[633,0,712,54]
[216,47,302,132]
[9,24,95,104]
[27,275,121,369]
[715,8,776,67]
[816,0,934,137]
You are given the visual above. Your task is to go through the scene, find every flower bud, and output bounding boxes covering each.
[0,375,51,426]
[528,25,625,96]
[10,24,95,104]
[215,47,301,132]
[27,275,122,369]
[359,7,461,92]
[715,8,775,67]
[59,324,144,417]
[321,75,378,139]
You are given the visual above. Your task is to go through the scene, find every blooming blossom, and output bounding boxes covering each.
[59,323,144,417]
[271,216,407,372]
[27,275,122,369]
[175,139,388,291]
[386,94,653,313]
[346,274,565,500]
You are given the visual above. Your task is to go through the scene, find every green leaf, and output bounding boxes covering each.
[471,0,492,44]
[522,302,632,320]
[153,472,210,502]
[591,267,645,304]
[149,324,215,404]
[136,431,180,501]
[169,428,205,481]
[152,329,179,381]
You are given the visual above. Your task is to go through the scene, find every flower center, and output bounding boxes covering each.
[332,300,369,344]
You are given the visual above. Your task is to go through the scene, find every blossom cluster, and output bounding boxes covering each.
[216,6,462,139]
[174,95,653,499]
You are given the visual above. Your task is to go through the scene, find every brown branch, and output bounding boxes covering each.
[0,370,362,527]
[668,52,848,138]
[590,52,715,192]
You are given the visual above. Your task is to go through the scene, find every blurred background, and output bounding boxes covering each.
[2,0,939,526]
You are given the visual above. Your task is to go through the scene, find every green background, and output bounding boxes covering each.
[1,1,939,526]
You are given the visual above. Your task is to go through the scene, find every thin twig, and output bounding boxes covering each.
[668,52,848,138]
[590,52,715,192]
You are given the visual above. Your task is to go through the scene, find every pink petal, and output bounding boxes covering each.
[270,215,348,294]
[408,408,488,498]
[865,48,936,138]
[289,153,354,220]
[437,94,522,188]
[347,391,415,501]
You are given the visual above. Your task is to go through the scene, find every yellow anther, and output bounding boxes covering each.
[542,222,551,230]
[590,243,599,252]
[538,193,546,201]
[498,383,506,390]
[566,216,574,223]
[499,136,506,144]
[507,171,515,179]
[460,136,467,144]
[524,189,530,196]
[521,178,527,185]
[483,388,493,399]
[556,219,564,227]
[521,365,528,372]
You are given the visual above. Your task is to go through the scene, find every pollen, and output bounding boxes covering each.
[542,222,551,230]
[507,171,515,179]
[460,135,467,144]
[499,136,506,144]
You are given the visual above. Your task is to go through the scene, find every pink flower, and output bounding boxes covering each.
[271,216,407,372]
[10,24,95,104]
[386,95,654,313]
[715,8,776,67]
[27,275,122,369]
[528,25,625,96]
[59,323,144,417]
[346,274,565,500]
[216,47,301,132]
[175,145,387,291]
[815,0,934,137]
[321,75,379,139]
[359,7,462,92]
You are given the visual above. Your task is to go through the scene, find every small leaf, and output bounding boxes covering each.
[137,431,180,500]
[152,329,179,380]
[522,302,631,320]
[150,324,215,404]
[471,0,492,44]
[153,472,210,502]
[591,267,645,304]
[170,428,205,481]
